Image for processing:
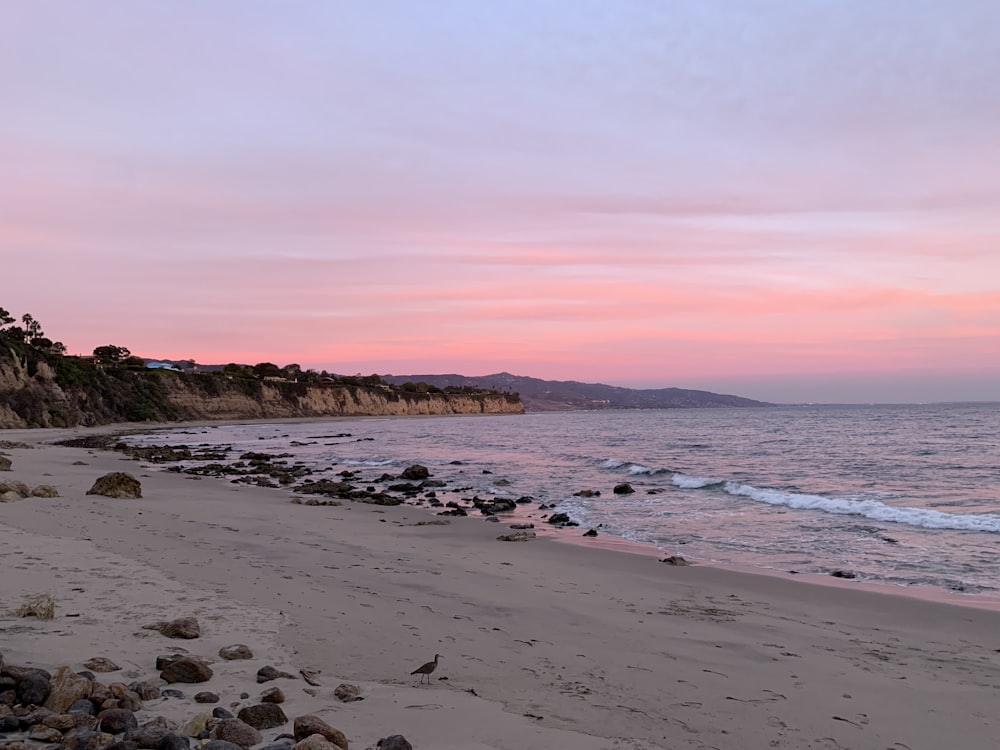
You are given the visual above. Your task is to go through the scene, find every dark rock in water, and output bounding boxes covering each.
[86,472,142,499]
[143,617,200,639]
[387,482,421,493]
[378,736,413,750]
[255,666,295,684]
[212,708,234,721]
[583,529,598,537]
[660,556,690,566]
[437,507,467,516]
[160,658,212,684]
[69,698,96,715]
[17,671,51,706]
[292,715,348,749]
[156,733,190,750]
[194,692,219,704]
[332,684,360,703]
[210,718,262,749]
[400,464,430,480]
[573,489,600,497]
[613,483,635,495]
[515,495,535,504]
[546,512,577,526]
[237,703,287,730]
[830,570,856,579]
[98,708,138,734]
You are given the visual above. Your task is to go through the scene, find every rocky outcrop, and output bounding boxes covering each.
[87,473,142,499]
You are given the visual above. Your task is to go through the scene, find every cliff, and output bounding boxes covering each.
[0,346,523,428]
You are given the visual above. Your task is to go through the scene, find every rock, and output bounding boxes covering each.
[613,483,635,495]
[0,480,29,497]
[69,699,96,715]
[98,708,138,735]
[155,733,190,750]
[29,724,63,742]
[211,708,234,721]
[259,741,294,750]
[126,719,174,749]
[660,555,689,566]
[259,687,284,704]
[217,645,253,661]
[86,473,142,499]
[143,617,200,639]
[0,490,20,502]
[84,659,120,673]
[293,716,349,749]
[400,465,429,480]
[377,737,412,750]
[127,681,161,701]
[509,523,534,530]
[44,667,92,713]
[255,666,294,684]
[106,687,141,713]
[583,529,598,537]
[201,742,244,750]
[830,570,857,579]
[547,512,574,525]
[160,658,212,684]
[180,712,211,738]
[332,684,360,703]
[0,715,19,733]
[194,692,219,704]
[291,735,344,750]
[0,457,11,472]
[41,712,93,731]
[16,671,51,706]
[573,489,599,497]
[209,719,262,749]
[62,728,117,750]
[160,689,184,699]
[237,703,287,730]
[496,531,536,542]
[30,485,60,498]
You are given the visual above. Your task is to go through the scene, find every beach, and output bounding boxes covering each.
[2,425,1000,750]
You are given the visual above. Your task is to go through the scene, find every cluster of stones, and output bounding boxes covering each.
[0,480,59,503]
[0,620,411,750]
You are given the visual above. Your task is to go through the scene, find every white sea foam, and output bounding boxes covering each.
[628,464,655,475]
[722,481,1000,533]
[601,459,624,468]
[672,473,720,489]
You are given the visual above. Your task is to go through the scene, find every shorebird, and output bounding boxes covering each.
[411,653,442,684]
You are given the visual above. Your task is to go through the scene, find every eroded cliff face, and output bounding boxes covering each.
[0,350,523,429]
[160,379,524,420]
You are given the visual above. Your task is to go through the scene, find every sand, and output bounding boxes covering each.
[2,424,1000,750]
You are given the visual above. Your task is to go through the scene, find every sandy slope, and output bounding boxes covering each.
[2,426,999,750]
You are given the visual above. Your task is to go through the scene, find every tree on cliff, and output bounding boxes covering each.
[93,345,132,364]
[252,362,282,379]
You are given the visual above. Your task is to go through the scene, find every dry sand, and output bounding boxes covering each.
[2,425,1000,750]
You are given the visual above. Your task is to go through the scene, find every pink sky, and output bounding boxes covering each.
[2,2,999,403]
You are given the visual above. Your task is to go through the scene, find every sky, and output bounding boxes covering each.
[2,1,999,404]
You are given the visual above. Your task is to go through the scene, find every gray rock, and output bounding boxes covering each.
[194,692,219,704]
[44,667,92,713]
[201,741,244,750]
[104,741,139,750]
[400,464,429,480]
[126,722,171,749]
[62,727,118,750]
[127,681,161,701]
[69,699,97,715]
[0,456,11,471]
[30,485,60,498]
[83,658,120,673]
[291,736,343,750]
[16,671,51,706]
[260,687,284,704]
[217,645,253,661]
[255,666,294,684]
[98,708,138,735]
[237,703,287,730]
[377,737,412,750]
[332,684,360,703]
[143,617,200,639]
[211,708,234,720]
[613,482,635,495]
[292,716,348,749]
[209,719,262,749]
[155,732,190,750]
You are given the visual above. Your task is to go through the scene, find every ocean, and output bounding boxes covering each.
[125,403,1000,602]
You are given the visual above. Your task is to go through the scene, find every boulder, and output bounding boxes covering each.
[547,512,572,525]
[496,531,536,542]
[98,708,138,735]
[30,485,60,498]
[143,617,200,639]
[212,708,234,720]
[41,712,93,731]
[237,703,287,730]
[400,465,429,480]
[256,666,294,683]
[260,687,284,704]
[613,483,635,495]
[127,681,161,701]
[0,490,20,502]
[659,556,689,566]
[44,667,92,713]
[332,684,360,703]
[16,671,51,706]
[69,698,97,716]
[217,645,252,661]
[0,480,29,497]
[201,742,244,750]
[0,456,10,471]
[377,737,412,750]
[293,716,349,749]
[180,712,211,738]
[29,724,64,742]
[194,692,219,704]
[292,735,344,750]
[87,472,142,499]
[62,728,117,750]
[155,733,190,750]
[127,721,172,750]
[583,529,598,537]
[160,658,212,684]
[209,719,262,749]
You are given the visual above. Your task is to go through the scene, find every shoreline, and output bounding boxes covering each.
[4,422,1000,748]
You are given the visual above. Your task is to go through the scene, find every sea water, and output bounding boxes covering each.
[126,403,1000,600]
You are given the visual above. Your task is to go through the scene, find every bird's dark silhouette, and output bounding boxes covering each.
[410,653,441,684]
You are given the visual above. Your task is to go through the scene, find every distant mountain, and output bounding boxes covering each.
[381,372,770,411]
